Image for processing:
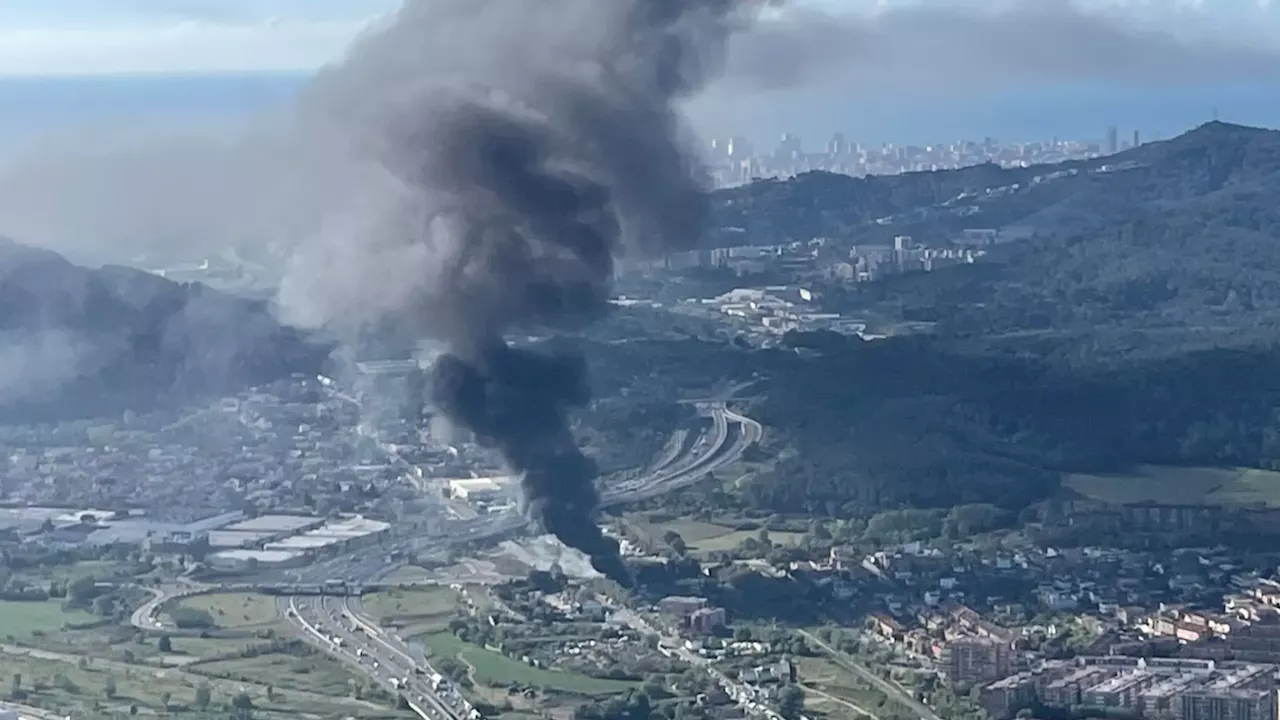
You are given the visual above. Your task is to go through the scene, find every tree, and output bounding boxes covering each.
[66,575,98,607]
[641,678,670,700]
[733,627,753,642]
[157,635,172,653]
[195,684,212,710]
[159,691,172,708]
[103,676,117,699]
[9,672,19,696]
[231,691,254,710]
[92,595,115,617]
[661,531,688,555]
[777,684,806,720]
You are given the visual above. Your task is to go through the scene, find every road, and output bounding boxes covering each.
[128,586,167,631]
[282,593,471,720]
[252,384,762,718]
[607,603,783,720]
[799,630,942,720]
[0,701,67,720]
[113,385,765,717]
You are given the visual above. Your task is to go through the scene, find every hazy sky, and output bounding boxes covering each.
[1,0,1278,76]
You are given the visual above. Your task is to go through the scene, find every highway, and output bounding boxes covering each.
[284,593,465,720]
[278,396,761,715]
[116,387,766,717]
[253,385,763,717]
[279,399,757,592]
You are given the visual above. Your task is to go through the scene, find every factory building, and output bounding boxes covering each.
[262,516,391,555]
[208,549,308,571]
[446,476,517,504]
[206,514,326,549]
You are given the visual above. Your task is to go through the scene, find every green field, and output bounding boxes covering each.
[363,586,461,636]
[0,600,96,639]
[196,651,356,696]
[166,592,281,629]
[29,561,131,585]
[421,631,634,696]
[637,518,805,553]
[0,652,198,711]
[1065,465,1280,506]
[381,564,438,584]
[0,651,395,718]
[795,656,899,720]
[152,633,274,663]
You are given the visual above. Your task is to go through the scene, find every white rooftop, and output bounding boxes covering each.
[211,549,304,564]
[264,534,344,551]
[310,517,392,538]
[223,514,321,534]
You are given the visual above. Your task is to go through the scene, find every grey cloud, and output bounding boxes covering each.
[717,0,1280,93]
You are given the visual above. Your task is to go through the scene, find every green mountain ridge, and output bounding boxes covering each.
[655,121,1280,519]
[709,121,1280,251]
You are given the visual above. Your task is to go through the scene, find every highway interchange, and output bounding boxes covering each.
[287,396,761,719]
[132,388,762,720]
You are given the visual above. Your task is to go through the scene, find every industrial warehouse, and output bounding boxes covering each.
[209,515,391,569]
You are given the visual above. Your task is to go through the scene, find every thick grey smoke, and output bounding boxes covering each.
[273,0,772,584]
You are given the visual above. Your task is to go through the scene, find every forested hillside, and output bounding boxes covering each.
[612,122,1280,516]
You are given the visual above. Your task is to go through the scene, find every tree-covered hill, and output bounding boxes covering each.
[0,238,329,422]
[708,121,1280,249]
[828,123,1280,364]
[611,122,1280,516]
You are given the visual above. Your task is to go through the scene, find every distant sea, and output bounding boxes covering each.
[0,72,1278,149]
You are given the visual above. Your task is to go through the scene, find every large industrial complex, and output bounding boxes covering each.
[0,505,390,571]
[207,515,391,569]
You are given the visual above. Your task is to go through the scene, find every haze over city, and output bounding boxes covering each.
[2,0,1280,146]
[4,3,1280,720]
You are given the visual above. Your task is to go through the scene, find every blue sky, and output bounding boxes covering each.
[0,0,1275,77]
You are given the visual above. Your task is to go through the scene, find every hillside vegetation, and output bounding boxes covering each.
[619,122,1280,516]
[0,239,329,422]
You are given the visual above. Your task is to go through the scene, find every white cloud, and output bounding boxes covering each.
[0,1,400,76]
[0,17,385,76]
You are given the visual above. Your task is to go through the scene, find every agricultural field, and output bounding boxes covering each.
[381,563,438,584]
[1064,465,1280,506]
[0,648,396,718]
[421,631,635,697]
[0,600,96,640]
[165,592,281,629]
[793,656,908,720]
[195,650,358,697]
[362,586,461,635]
[631,517,805,554]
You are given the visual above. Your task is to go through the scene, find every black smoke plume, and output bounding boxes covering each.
[271,0,767,584]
